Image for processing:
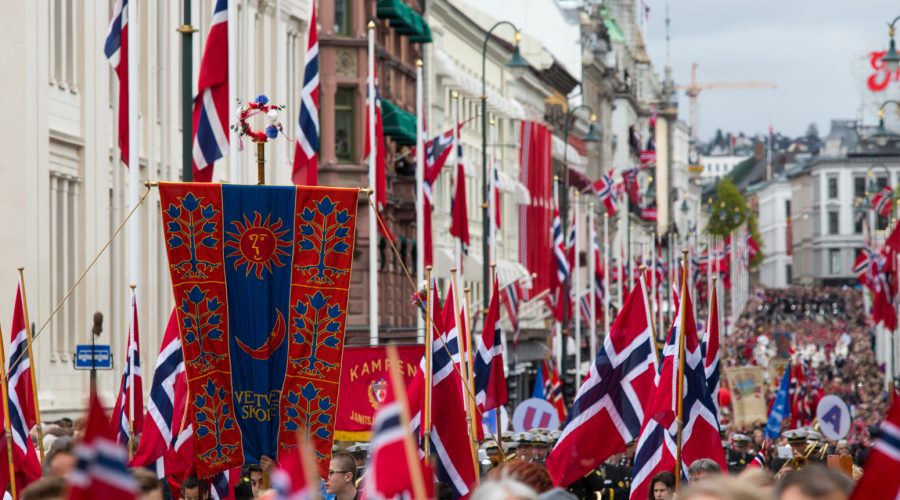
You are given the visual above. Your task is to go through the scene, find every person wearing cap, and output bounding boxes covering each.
[726,433,753,473]
[568,454,632,500]
[516,432,535,461]
[530,434,550,463]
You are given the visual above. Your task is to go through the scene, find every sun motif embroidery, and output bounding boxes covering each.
[224,211,292,279]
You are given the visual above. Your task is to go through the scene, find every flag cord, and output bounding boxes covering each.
[365,195,507,455]
[1,185,153,387]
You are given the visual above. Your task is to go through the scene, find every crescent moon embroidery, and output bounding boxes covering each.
[235,309,286,360]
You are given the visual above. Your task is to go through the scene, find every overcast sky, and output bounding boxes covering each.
[642,0,900,140]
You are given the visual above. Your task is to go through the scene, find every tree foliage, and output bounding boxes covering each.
[704,179,764,268]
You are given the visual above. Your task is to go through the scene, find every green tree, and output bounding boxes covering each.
[705,179,764,267]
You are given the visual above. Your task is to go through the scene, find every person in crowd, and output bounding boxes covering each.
[133,467,164,500]
[20,476,64,500]
[677,476,769,500]
[246,463,264,498]
[486,460,553,494]
[325,451,358,500]
[774,466,854,500]
[726,434,753,473]
[182,475,209,500]
[738,468,776,494]
[42,436,75,479]
[688,459,722,485]
[471,478,537,500]
[648,471,675,500]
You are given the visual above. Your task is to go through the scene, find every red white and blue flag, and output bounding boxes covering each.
[130,311,184,475]
[501,281,522,345]
[872,185,894,218]
[1,285,41,494]
[365,65,395,241]
[473,278,507,411]
[192,0,230,182]
[449,132,470,254]
[69,391,138,500]
[593,171,617,216]
[292,2,320,186]
[702,286,721,421]
[104,0,131,165]
[640,136,656,167]
[112,289,144,447]
[423,127,455,267]
[546,276,657,487]
[850,391,900,500]
[552,207,570,284]
[408,284,476,499]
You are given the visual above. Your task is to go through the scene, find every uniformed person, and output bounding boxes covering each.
[726,433,753,473]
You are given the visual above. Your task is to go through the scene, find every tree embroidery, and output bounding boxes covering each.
[194,379,238,465]
[290,291,342,378]
[282,382,333,459]
[166,193,221,279]
[295,197,352,285]
[180,285,227,373]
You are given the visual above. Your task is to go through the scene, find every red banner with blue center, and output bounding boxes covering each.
[158,182,358,478]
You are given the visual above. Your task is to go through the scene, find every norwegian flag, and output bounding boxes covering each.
[789,359,815,428]
[104,0,130,165]
[746,439,768,470]
[552,207,570,284]
[269,437,315,500]
[365,65,395,241]
[640,136,656,167]
[364,357,435,500]
[854,247,876,287]
[292,1,320,186]
[850,391,900,500]
[746,233,760,261]
[546,276,658,487]
[112,290,143,447]
[593,171,617,216]
[872,185,894,218]
[474,278,508,411]
[408,283,476,499]
[591,229,605,313]
[1,285,41,494]
[191,0,229,182]
[501,281,522,345]
[630,279,725,499]
[130,310,183,473]
[69,391,138,500]
[621,168,641,205]
[542,359,567,423]
[422,127,455,267]
[449,136,470,254]
[702,286,721,421]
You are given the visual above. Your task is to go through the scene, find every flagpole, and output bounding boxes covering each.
[367,22,378,347]
[386,346,429,500]
[227,0,238,182]
[651,237,657,333]
[128,284,136,460]
[415,59,425,344]
[423,266,433,461]
[127,0,140,299]
[450,268,479,479]
[674,249,689,489]
[17,269,44,463]
[463,286,480,479]
[589,202,597,362]
[452,92,461,273]
[0,324,18,500]
[574,191,581,379]
[640,266,658,350]
[603,212,610,345]
[553,176,562,369]
[489,117,497,268]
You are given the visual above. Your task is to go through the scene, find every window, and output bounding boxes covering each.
[334,88,355,162]
[828,210,839,235]
[786,264,792,284]
[785,200,791,219]
[829,248,841,274]
[334,0,351,35]
[855,213,864,234]
[827,176,838,199]
[854,177,866,199]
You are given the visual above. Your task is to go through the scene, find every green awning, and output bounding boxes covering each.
[601,8,626,44]
[381,99,417,145]
[376,0,432,43]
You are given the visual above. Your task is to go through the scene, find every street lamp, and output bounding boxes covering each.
[481,21,528,313]
[884,17,900,73]
[878,100,900,131]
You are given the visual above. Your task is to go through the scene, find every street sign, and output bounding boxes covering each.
[512,398,560,432]
[74,344,113,370]
[816,394,851,441]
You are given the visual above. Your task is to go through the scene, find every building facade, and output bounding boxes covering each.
[755,176,793,288]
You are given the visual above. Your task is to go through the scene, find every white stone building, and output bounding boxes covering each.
[756,176,793,288]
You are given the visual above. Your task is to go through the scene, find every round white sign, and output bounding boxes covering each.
[512,398,560,432]
[481,405,510,436]
[815,394,851,441]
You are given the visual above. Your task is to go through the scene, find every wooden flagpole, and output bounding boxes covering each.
[674,250,689,489]
[423,266,433,461]
[463,287,480,480]
[387,345,429,499]
[0,325,18,500]
[639,265,659,358]
[450,268,478,480]
[17,268,44,463]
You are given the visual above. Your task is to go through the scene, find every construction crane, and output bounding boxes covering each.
[675,63,777,140]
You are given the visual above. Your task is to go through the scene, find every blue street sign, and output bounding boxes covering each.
[74,344,113,370]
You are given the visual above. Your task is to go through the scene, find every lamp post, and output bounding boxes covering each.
[559,104,600,391]
[878,100,900,132]
[883,16,900,72]
[481,22,529,313]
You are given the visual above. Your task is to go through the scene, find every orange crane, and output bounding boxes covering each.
[675,63,777,140]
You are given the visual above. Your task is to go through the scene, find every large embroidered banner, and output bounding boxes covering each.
[333,345,424,441]
[158,182,358,478]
